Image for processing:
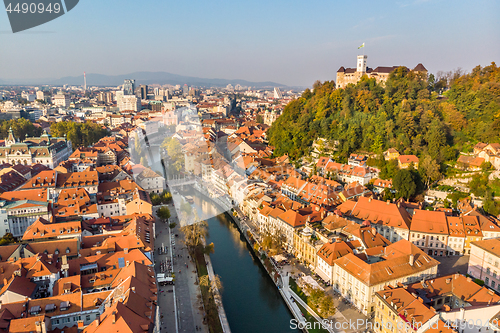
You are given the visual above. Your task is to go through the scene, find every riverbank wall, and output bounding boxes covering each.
[189,185,308,332]
[226,210,309,332]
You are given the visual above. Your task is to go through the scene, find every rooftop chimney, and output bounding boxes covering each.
[409,254,414,266]
[112,311,117,324]
[371,227,377,235]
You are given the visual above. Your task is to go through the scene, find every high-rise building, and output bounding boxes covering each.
[273,87,283,99]
[140,85,148,100]
[52,92,71,108]
[117,94,141,112]
[21,92,36,102]
[98,92,113,103]
[123,79,135,95]
[182,84,189,96]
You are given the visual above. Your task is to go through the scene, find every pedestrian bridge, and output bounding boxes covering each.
[166,176,199,187]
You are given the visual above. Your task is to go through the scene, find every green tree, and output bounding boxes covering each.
[426,120,447,161]
[379,159,399,180]
[483,191,500,216]
[150,193,162,206]
[50,121,109,149]
[0,233,15,246]
[393,169,417,200]
[0,118,43,140]
[382,187,395,202]
[481,161,493,171]
[469,173,490,197]
[156,206,171,222]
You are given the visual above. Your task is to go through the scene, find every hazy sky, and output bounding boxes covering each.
[0,0,498,86]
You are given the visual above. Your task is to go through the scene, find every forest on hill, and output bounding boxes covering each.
[267,62,500,214]
[268,62,500,163]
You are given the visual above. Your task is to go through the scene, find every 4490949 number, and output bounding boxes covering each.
[5,2,61,14]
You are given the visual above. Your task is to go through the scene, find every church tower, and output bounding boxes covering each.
[357,55,367,73]
[5,127,16,146]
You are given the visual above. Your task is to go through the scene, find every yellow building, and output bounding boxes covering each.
[463,215,483,254]
[374,285,437,333]
[383,148,400,161]
[292,226,322,269]
[398,155,419,169]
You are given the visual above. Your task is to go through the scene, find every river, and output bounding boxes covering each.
[183,190,299,333]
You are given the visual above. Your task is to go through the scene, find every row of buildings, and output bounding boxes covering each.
[0,124,166,332]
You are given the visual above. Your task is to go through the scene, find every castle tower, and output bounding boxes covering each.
[357,55,367,73]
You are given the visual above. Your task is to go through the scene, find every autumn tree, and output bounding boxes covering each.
[419,155,442,188]
[180,220,209,254]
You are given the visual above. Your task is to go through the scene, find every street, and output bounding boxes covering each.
[154,204,208,333]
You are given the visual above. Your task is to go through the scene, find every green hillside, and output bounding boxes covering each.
[268,62,500,162]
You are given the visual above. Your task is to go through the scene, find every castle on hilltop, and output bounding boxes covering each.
[335,55,427,89]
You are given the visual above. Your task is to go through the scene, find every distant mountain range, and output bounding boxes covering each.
[0,71,289,88]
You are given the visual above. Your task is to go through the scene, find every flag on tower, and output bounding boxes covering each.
[358,43,365,49]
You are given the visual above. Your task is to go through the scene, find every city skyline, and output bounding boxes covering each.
[0,0,499,86]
